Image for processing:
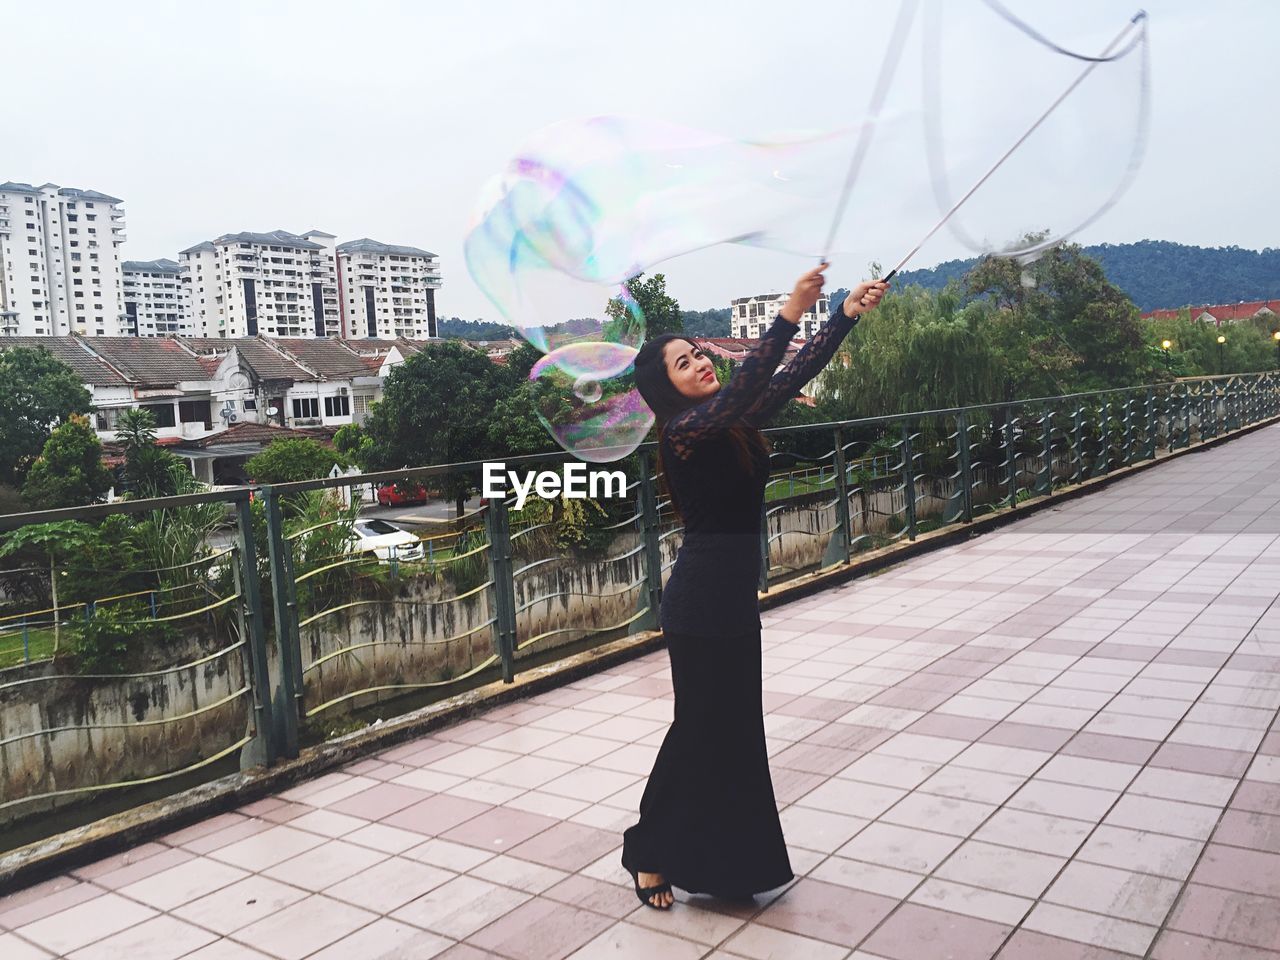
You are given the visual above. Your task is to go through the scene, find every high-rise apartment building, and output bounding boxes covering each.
[336,238,440,339]
[730,291,830,340]
[180,229,340,338]
[123,259,190,336]
[0,181,128,337]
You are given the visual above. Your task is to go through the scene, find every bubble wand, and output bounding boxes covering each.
[829,6,1148,305]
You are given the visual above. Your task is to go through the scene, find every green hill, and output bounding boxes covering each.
[894,241,1280,312]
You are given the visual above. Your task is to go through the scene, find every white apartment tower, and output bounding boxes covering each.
[336,238,440,339]
[123,259,190,336]
[730,292,830,341]
[0,181,128,337]
[180,230,341,339]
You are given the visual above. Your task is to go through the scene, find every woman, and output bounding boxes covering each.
[621,264,888,909]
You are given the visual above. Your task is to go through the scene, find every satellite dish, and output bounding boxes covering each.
[267,406,279,417]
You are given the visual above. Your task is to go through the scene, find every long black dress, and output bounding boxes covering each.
[621,298,860,898]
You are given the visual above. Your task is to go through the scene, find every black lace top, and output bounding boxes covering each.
[659,297,859,635]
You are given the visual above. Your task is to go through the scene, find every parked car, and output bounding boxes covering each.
[349,519,425,562]
[376,482,428,507]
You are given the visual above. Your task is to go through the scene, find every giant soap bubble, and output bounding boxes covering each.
[466,0,1151,462]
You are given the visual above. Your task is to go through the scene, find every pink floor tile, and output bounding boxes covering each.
[756,877,896,946]
[860,902,1013,960]
[506,821,620,872]
[326,781,431,820]
[466,897,615,960]
[441,805,560,853]
[381,793,493,836]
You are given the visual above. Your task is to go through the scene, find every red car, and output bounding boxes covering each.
[376,483,428,507]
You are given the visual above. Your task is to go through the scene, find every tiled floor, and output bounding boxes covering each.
[4,424,1280,959]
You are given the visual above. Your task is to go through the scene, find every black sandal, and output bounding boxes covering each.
[629,869,673,909]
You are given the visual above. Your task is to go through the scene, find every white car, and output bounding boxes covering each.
[349,519,425,562]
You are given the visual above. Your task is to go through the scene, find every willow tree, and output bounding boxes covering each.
[816,284,1002,421]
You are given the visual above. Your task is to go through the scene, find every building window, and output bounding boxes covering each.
[144,403,177,428]
[291,397,319,419]
[323,394,350,418]
[178,400,212,427]
[242,398,257,411]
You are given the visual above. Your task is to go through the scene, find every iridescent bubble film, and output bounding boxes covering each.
[529,346,652,464]
[464,115,871,355]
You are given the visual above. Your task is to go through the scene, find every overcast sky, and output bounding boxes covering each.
[4,0,1274,321]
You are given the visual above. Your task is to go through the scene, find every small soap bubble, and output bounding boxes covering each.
[573,377,603,404]
[530,345,653,462]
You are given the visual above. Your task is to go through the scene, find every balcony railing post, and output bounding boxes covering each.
[957,412,974,523]
[637,453,663,631]
[901,422,918,540]
[1071,404,1084,482]
[1122,394,1135,465]
[484,498,518,683]
[1100,398,1113,475]
[758,503,771,592]
[1005,410,1018,508]
[824,427,852,565]
[1179,384,1191,448]
[260,487,301,759]
[235,496,278,767]
[1038,409,1054,496]
[1152,386,1162,463]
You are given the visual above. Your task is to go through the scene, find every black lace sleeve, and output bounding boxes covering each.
[663,317,797,460]
[746,295,859,426]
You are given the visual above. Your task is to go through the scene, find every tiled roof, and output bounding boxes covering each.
[273,338,378,378]
[180,337,316,383]
[190,421,337,449]
[693,336,803,364]
[1141,300,1280,323]
[211,230,323,250]
[179,241,216,255]
[57,186,123,204]
[337,237,437,259]
[85,337,211,385]
[0,336,129,386]
[343,336,431,356]
[123,259,181,275]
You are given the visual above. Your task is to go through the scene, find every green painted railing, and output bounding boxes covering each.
[0,369,1276,831]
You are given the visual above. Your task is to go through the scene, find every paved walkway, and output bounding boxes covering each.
[3,425,1280,960]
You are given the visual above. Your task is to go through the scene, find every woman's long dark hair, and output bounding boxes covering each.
[634,335,770,515]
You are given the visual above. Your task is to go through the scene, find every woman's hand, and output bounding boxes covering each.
[777,263,828,324]
[842,279,890,318]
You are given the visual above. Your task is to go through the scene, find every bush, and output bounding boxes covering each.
[246,438,346,485]
[69,601,176,674]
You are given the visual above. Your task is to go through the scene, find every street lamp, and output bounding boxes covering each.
[1273,330,1280,369]
[1216,334,1226,376]
[1161,339,1172,350]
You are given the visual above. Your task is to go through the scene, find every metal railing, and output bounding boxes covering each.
[0,370,1276,830]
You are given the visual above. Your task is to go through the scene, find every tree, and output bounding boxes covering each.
[818,284,1002,420]
[360,341,507,515]
[966,240,1161,397]
[22,416,113,509]
[680,307,731,337]
[245,438,345,485]
[0,521,100,655]
[116,407,182,497]
[0,347,92,486]
[605,272,683,340]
